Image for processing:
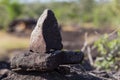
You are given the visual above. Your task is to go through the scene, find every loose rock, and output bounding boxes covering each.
[10,51,84,71]
[30,9,63,53]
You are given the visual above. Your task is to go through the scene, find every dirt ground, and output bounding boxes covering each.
[0,27,120,80]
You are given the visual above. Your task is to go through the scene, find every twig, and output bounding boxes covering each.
[94,26,120,42]
[81,32,94,66]
[87,46,94,66]
[81,32,88,52]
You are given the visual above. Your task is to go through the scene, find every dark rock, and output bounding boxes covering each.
[1,9,86,80]
[0,58,10,80]
[30,9,63,53]
[0,69,9,80]
[11,52,59,71]
[0,73,8,80]
[10,51,84,71]
[0,61,10,80]
[54,51,84,64]
[55,65,71,75]
[2,71,67,80]
[0,61,10,70]
[2,69,104,80]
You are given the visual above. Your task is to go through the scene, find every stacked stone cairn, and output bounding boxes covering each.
[1,9,85,80]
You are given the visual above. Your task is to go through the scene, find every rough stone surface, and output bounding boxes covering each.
[0,61,10,70]
[0,61,10,80]
[10,51,84,71]
[56,51,84,64]
[1,64,119,80]
[30,9,63,53]
[11,52,59,71]
[2,69,104,80]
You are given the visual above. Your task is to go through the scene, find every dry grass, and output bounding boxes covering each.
[0,31,29,54]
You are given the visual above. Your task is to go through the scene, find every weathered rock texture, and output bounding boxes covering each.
[30,9,63,53]
[2,69,104,80]
[1,63,119,80]
[1,9,87,80]
[10,51,84,71]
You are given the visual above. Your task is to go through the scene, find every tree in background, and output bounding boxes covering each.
[109,0,120,26]
[79,0,95,22]
[0,0,120,29]
[0,0,22,29]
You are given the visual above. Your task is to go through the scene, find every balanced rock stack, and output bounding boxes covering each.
[11,9,84,71]
[1,9,84,80]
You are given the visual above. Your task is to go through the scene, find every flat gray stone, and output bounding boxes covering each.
[30,9,63,53]
[10,51,84,72]
[10,52,59,71]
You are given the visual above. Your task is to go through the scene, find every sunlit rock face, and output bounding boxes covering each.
[30,9,63,53]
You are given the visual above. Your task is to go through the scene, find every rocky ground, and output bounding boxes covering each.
[0,60,119,80]
[0,29,119,80]
[0,28,119,80]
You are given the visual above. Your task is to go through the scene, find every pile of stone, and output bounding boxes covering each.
[2,9,117,80]
[2,9,119,80]
[1,9,119,80]
[10,9,84,72]
[0,9,86,80]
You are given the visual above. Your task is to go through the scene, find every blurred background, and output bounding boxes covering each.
[0,0,120,71]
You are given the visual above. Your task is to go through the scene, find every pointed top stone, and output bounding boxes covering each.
[29,9,63,53]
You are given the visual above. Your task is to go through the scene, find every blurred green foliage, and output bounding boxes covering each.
[0,0,22,29]
[0,0,120,29]
[94,31,120,71]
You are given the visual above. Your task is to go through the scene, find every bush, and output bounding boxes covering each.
[94,30,120,71]
[0,0,22,29]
